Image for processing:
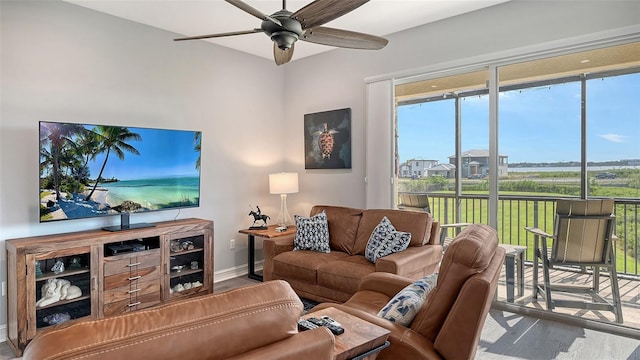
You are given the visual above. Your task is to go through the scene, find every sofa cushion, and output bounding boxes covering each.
[294,212,330,253]
[317,256,375,294]
[311,205,363,254]
[273,250,349,283]
[365,216,411,263]
[353,209,432,255]
[377,273,438,326]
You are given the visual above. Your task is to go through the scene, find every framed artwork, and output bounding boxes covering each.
[304,108,352,169]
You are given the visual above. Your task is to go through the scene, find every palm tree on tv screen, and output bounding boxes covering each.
[85,126,141,202]
[40,122,84,200]
[194,131,202,170]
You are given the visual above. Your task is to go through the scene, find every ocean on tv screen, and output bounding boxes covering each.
[39,121,201,222]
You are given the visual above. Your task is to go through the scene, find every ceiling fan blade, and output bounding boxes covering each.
[225,0,282,26]
[274,43,294,65]
[174,29,263,41]
[300,27,388,50]
[292,0,369,30]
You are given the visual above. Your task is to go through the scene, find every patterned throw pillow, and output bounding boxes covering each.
[377,273,438,326]
[293,211,330,253]
[365,216,411,263]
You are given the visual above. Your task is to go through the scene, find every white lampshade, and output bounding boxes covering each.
[269,172,299,194]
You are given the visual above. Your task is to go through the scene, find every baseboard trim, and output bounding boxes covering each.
[0,324,6,343]
[214,261,263,283]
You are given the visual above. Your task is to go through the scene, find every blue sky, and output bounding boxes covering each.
[398,72,639,164]
[87,127,200,181]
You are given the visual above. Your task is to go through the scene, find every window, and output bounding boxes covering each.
[395,42,640,289]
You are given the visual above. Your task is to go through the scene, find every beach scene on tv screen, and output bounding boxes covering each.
[39,122,201,222]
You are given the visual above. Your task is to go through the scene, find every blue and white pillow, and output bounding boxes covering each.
[365,216,411,263]
[293,211,330,253]
[377,273,438,326]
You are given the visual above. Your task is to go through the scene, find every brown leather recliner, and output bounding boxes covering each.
[310,224,505,360]
[22,280,335,360]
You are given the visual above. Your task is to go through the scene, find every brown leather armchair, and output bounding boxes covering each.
[310,224,505,360]
[22,280,335,360]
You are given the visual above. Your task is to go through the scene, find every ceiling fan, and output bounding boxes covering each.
[174,0,389,65]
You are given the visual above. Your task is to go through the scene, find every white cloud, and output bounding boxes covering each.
[599,133,628,143]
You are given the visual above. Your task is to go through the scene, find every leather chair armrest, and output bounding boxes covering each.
[375,245,443,278]
[263,235,295,280]
[357,272,414,298]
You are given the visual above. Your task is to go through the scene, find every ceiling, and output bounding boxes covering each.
[396,41,640,103]
[63,0,510,62]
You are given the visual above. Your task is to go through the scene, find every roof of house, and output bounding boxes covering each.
[448,149,508,159]
[427,164,456,171]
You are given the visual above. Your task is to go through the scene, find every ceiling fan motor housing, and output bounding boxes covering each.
[262,10,303,50]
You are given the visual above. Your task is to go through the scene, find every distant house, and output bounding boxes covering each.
[399,159,439,178]
[425,163,456,178]
[447,149,509,178]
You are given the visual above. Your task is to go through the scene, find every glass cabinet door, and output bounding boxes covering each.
[164,229,212,300]
[26,246,97,338]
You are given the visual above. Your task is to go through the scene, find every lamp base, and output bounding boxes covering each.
[276,194,293,228]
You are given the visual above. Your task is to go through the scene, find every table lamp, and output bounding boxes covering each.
[269,172,299,228]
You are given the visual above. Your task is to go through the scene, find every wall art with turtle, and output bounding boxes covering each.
[304,108,352,169]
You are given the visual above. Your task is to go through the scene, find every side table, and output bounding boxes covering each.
[304,307,390,360]
[239,225,296,281]
[499,244,527,303]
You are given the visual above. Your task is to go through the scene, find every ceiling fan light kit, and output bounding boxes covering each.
[174,0,388,65]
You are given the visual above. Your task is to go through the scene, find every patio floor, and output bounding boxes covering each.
[494,263,640,329]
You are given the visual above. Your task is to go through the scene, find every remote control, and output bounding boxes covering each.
[321,315,342,327]
[325,323,345,335]
[297,319,319,331]
[307,317,326,327]
[308,317,345,335]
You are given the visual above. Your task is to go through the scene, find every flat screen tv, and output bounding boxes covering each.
[39,121,201,231]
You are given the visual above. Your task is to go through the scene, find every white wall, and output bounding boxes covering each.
[0,0,288,327]
[282,0,640,214]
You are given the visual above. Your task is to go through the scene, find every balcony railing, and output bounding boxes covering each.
[399,192,640,277]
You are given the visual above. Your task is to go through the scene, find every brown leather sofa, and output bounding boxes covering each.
[264,205,442,303]
[21,280,335,360]
[311,224,505,360]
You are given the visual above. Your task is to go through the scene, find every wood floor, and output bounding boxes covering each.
[2,274,639,360]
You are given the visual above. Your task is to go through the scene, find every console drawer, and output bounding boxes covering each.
[103,249,160,276]
[103,291,162,317]
[104,277,161,304]
[103,266,160,290]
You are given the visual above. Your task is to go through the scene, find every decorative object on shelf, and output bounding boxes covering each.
[36,278,82,308]
[181,240,194,251]
[170,240,182,253]
[51,260,65,274]
[42,312,71,325]
[304,108,351,169]
[269,173,299,229]
[69,257,82,269]
[35,260,43,277]
[172,265,185,273]
[248,205,270,230]
[170,281,203,294]
[191,261,199,270]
